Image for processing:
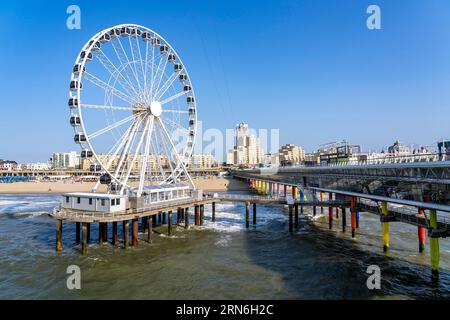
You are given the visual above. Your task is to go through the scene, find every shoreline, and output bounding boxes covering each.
[0,177,249,195]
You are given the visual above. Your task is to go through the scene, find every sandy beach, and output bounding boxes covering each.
[0,177,248,194]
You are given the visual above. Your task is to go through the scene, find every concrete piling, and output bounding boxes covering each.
[162,212,166,225]
[200,205,204,226]
[294,203,299,229]
[177,208,182,224]
[147,216,152,243]
[253,202,257,225]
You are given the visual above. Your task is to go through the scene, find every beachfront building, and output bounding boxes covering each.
[226,123,264,167]
[0,160,18,171]
[189,153,215,169]
[19,162,52,171]
[279,144,305,166]
[51,151,80,169]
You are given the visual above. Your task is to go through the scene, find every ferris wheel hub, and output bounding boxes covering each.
[149,100,162,117]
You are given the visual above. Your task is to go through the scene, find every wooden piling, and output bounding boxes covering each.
[194,205,200,225]
[132,218,139,246]
[212,202,216,222]
[289,205,293,232]
[56,219,63,252]
[168,211,173,236]
[86,223,91,243]
[245,201,250,228]
[75,222,80,245]
[185,207,189,229]
[177,208,182,224]
[200,205,204,225]
[253,202,257,225]
[162,212,166,225]
[82,222,88,255]
[123,220,129,249]
[112,221,118,245]
[350,197,357,238]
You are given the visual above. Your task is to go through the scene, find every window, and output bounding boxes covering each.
[66,196,69,203]
[101,199,105,206]
[89,198,93,205]
[77,197,80,204]
[116,198,120,205]
[111,199,115,206]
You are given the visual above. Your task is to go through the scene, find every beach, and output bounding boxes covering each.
[0,177,248,194]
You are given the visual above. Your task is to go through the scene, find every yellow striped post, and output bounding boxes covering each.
[381,201,389,252]
[429,209,440,281]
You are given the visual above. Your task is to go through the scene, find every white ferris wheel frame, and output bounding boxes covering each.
[68,23,198,196]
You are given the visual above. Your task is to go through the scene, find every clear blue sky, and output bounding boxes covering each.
[1,0,449,162]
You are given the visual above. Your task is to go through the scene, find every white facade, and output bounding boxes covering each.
[190,153,214,169]
[52,151,79,169]
[0,160,18,171]
[228,123,264,166]
[20,162,52,170]
[279,144,305,164]
[62,193,127,212]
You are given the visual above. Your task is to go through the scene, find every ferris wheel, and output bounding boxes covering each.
[68,24,197,196]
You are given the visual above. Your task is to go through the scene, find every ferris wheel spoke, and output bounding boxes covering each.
[133,35,147,96]
[152,126,168,180]
[156,118,195,188]
[161,116,189,133]
[128,36,145,95]
[120,116,150,192]
[150,53,165,100]
[80,104,137,111]
[160,90,189,106]
[95,48,141,98]
[154,72,179,101]
[87,114,135,140]
[118,37,143,96]
[113,118,142,183]
[137,116,155,196]
[152,51,170,100]
[83,72,138,105]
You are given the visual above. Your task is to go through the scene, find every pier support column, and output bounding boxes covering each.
[294,203,299,229]
[212,202,216,222]
[86,223,91,243]
[194,205,200,226]
[335,207,339,219]
[245,201,250,228]
[81,222,88,255]
[132,218,139,247]
[418,208,426,253]
[342,207,346,233]
[75,222,80,245]
[288,205,293,233]
[350,197,357,238]
[284,185,287,197]
[162,212,166,225]
[56,219,63,252]
[320,192,324,214]
[313,205,316,216]
[147,216,152,243]
[200,205,204,226]
[185,207,189,229]
[429,209,440,281]
[381,201,389,252]
[253,202,257,225]
[168,211,173,236]
[328,193,333,230]
[123,220,129,249]
[177,208,182,224]
[112,222,118,245]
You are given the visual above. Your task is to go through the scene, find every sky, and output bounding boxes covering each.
[0,0,449,162]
